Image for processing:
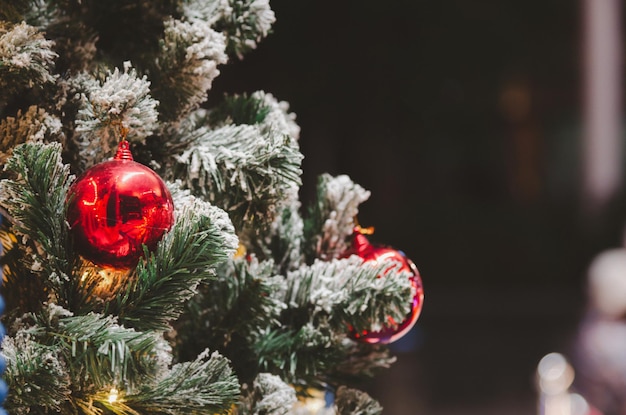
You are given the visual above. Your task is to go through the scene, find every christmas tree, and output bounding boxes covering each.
[0,1,424,414]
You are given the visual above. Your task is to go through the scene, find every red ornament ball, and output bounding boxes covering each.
[345,229,424,344]
[66,141,174,269]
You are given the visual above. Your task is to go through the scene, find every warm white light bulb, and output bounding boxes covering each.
[108,387,119,404]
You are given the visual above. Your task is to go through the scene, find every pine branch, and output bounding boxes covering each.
[208,93,272,128]
[249,91,301,140]
[0,221,48,315]
[334,386,383,415]
[254,323,338,386]
[0,105,63,165]
[23,0,61,28]
[253,257,411,385]
[211,0,275,60]
[132,107,207,167]
[304,174,371,262]
[330,342,396,382]
[73,62,159,169]
[172,124,303,233]
[237,373,296,415]
[106,189,238,332]
[179,0,276,61]
[25,306,166,392]
[0,2,412,413]
[205,92,303,271]
[3,304,168,414]
[2,332,72,414]
[185,256,283,345]
[122,349,240,415]
[208,91,300,136]
[280,257,413,334]
[0,0,31,22]
[0,21,57,103]
[208,91,300,140]
[176,256,284,382]
[31,9,98,74]
[255,200,304,275]
[56,72,101,171]
[181,0,232,26]
[0,142,76,309]
[150,18,227,122]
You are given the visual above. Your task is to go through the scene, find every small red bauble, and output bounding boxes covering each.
[66,141,174,269]
[345,228,424,344]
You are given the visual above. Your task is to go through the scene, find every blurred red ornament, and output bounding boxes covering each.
[345,227,424,344]
[66,141,174,269]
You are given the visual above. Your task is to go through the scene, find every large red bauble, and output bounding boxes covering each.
[345,229,424,344]
[66,141,174,269]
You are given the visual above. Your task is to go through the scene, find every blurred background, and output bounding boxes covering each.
[211,1,626,414]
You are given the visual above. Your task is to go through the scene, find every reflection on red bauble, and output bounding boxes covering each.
[345,228,424,344]
[66,141,174,269]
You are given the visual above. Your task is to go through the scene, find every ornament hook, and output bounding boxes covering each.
[353,217,375,235]
[114,140,134,161]
[112,119,129,142]
[112,121,133,161]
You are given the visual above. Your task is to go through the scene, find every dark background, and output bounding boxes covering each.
[212,1,626,413]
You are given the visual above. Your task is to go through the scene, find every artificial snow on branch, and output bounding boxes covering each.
[2,332,71,414]
[209,91,300,140]
[173,123,302,232]
[0,142,75,306]
[237,372,297,415]
[249,256,411,386]
[280,256,413,334]
[24,0,60,28]
[176,255,285,383]
[305,174,371,262]
[254,323,337,385]
[0,0,424,412]
[121,349,240,415]
[181,0,233,26]
[152,18,227,122]
[73,62,159,168]
[212,0,276,59]
[181,0,277,61]
[3,303,167,414]
[0,21,56,102]
[105,187,238,332]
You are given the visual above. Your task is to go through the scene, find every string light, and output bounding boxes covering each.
[292,388,329,413]
[108,387,119,404]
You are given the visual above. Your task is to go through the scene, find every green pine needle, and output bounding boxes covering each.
[3,333,72,414]
[213,0,275,59]
[176,257,285,383]
[26,307,164,393]
[281,257,414,334]
[208,93,271,127]
[107,196,238,332]
[123,349,240,415]
[0,142,77,308]
[172,124,303,233]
